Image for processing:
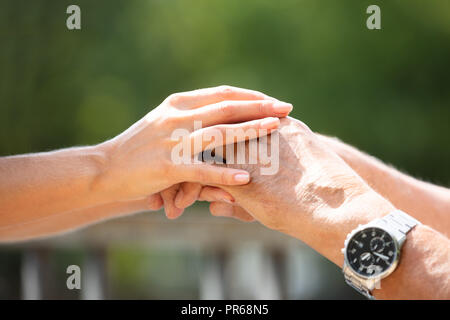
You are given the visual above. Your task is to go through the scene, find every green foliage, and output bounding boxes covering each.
[1,0,449,184]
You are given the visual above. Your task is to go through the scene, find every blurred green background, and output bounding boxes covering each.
[0,0,449,299]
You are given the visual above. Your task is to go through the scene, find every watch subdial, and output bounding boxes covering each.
[370,237,385,252]
[359,252,374,267]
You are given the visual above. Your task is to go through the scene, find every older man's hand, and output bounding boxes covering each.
[216,117,395,266]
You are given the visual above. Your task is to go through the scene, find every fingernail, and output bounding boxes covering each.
[223,196,235,204]
[273,102,293,115]
[233,172,250,183]
[260,117,280,129]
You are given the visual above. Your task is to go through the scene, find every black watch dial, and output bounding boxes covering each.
[346,227,397,277]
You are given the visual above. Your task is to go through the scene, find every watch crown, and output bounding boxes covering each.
[341,248,345,254]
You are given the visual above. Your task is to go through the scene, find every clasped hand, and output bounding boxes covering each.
[114,86,393,260]
[96,85,293,218]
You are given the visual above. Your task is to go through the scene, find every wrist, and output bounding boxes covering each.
[89,140,118,203]
[334,191,396,265]
[291,190,396,267]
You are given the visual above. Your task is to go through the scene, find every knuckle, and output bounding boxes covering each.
[196,168,208,183]
[258,101,267,115]
[217,85,234,98]
[167,93,184,105]
[220,170,229,185]
[218,102,234,116]
[164,114,184,128]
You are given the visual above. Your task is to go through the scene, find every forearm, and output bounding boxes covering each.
[318,134,450,237]
[375,224,450,299]
[0,198,151,242]
[220,116,450,299]
[292,191,450,299]
[0,145,111,229]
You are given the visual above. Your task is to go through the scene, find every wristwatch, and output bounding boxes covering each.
[342,210,421,299]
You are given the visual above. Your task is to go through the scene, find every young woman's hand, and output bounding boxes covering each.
[97,85,292,203]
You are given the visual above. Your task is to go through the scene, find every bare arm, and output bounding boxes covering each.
[218,117,450,299]
[0,146,111,229]
[0,86,293,241]
[375,224,450,299]
[0,196,162,242]
[317,134,450,238]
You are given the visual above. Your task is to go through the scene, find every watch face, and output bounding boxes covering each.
[346,227,398,278]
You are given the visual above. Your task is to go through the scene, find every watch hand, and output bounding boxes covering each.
[361,252,371,261]
[353,240,363,248]
[373,252,389,261]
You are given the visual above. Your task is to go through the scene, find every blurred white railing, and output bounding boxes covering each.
[15,207,331,299]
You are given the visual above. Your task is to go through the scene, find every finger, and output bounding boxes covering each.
[184,100,292,127]
[177,163,250,186]
[198,186,235,204]
[209,202,255,222]
[148,193,164,211]
[161,185,184,219]
[174,182,202,209]
[169,85,276,109]
[232,206,255,222]
[189,117,279,155]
